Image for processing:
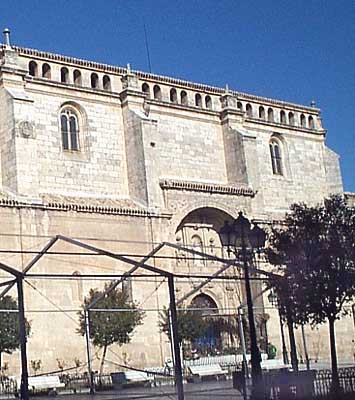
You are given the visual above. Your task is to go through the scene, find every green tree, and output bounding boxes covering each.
[159,306,206,352]
[77,284,144,374]
[268,195,355,392]
[0,295,31,370]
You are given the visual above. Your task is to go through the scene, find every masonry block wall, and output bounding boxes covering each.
[0,43,350,374]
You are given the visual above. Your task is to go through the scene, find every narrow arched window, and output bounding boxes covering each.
[300,113,306,127]
[237,101,243,111]
[42,63,51,79]
[259,106,265,119]
[29,61,38,77]
[61,67,69,84]
[153,85,162,100]
[280,110,287,124]
[205,95,212,109]
[268,108,274,122]
[308,115,315,129]
[269,140,283,175]
[246,103,253,117]
[60,108,79,151]
[72,271,83,301]
[191,235,204,266]
[91,73,99,89]
[195,93,202,107]
[288,112,295,126]
[170,88,178,103]
[73,70,82,86]
[142,83,150,98]
[103,75,111,91]
[180,90,188,105]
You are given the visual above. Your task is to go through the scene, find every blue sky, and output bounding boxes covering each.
[1,0,354,191]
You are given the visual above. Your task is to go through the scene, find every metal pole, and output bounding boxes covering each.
[238,309,249,377]
[17,277,29,400]
[301,324,310,370]
[241,228,262,398]
[84,309,95,394]
[279,311,289,365]
[167,275,184,400]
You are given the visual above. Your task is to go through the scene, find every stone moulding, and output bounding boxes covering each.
[159,179,255,197]
[0,198,171,218]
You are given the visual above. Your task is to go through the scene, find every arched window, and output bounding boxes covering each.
[269,139,283,175]
[280,110,287,124]
[103,75,111,91]
[91,73,99,89]
[308,115,315,129]
[246,103,253,117]
[60,107,79,151]
[300,114,306,127]
[205,95,212,109]
[268,108,274,122]
[153,85,162,100]
[72,271,83,301]
[259,106,265,119]
[195,93,202,107]
[288,112,295,126]
[73,70,82,86]
[42,63,51,79]
[237,101,243,111]
[29,61,38,77]
[180,90,188,105]
[142,83,150,98]
[191,235,204,266]
[170,88,178,103]
[61,67,69,84]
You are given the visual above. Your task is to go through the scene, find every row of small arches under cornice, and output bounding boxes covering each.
[28,60,112,91]
[238,101,317,130]
[141,82,214,110]
[26,59,318,130]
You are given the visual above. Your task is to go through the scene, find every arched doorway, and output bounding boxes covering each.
[189,294,221,355]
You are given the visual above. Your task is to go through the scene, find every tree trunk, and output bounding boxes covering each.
[99,345,107,376]
[286,306,298,372]
[328,317,340,395]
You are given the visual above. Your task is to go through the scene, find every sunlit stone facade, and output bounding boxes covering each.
[0,40,352,375]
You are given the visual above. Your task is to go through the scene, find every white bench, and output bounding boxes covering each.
[261,359,291,371]
[124,370,153,387]
[17,375,65,393]
[188,364,227,383]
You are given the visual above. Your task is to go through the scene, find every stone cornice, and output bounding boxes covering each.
[0,197,172,218]
[160,179,256,197]
[1,44,320,114]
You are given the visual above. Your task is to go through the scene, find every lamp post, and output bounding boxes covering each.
[219,211,266,399]
[267,290,289,365]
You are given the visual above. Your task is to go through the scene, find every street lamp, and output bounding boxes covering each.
[267,289,289,365]
[219,211,266,398]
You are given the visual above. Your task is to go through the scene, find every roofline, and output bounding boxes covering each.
[1,43,320,114]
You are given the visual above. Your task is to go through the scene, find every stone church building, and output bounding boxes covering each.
[0,34,353,374]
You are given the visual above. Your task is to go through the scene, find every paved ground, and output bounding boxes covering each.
[32,380,243,400]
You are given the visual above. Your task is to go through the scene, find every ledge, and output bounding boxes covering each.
[0,197,172,218]
[160,179,255,197]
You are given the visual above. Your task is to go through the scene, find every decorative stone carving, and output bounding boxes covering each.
[16,120,35,139]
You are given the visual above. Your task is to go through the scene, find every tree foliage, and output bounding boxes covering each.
[159,307,206,345]
[0,295,31,368]
[78,284,144,372]
[267,195,355,388]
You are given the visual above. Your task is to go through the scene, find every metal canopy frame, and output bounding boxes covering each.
[0,235,280,400]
